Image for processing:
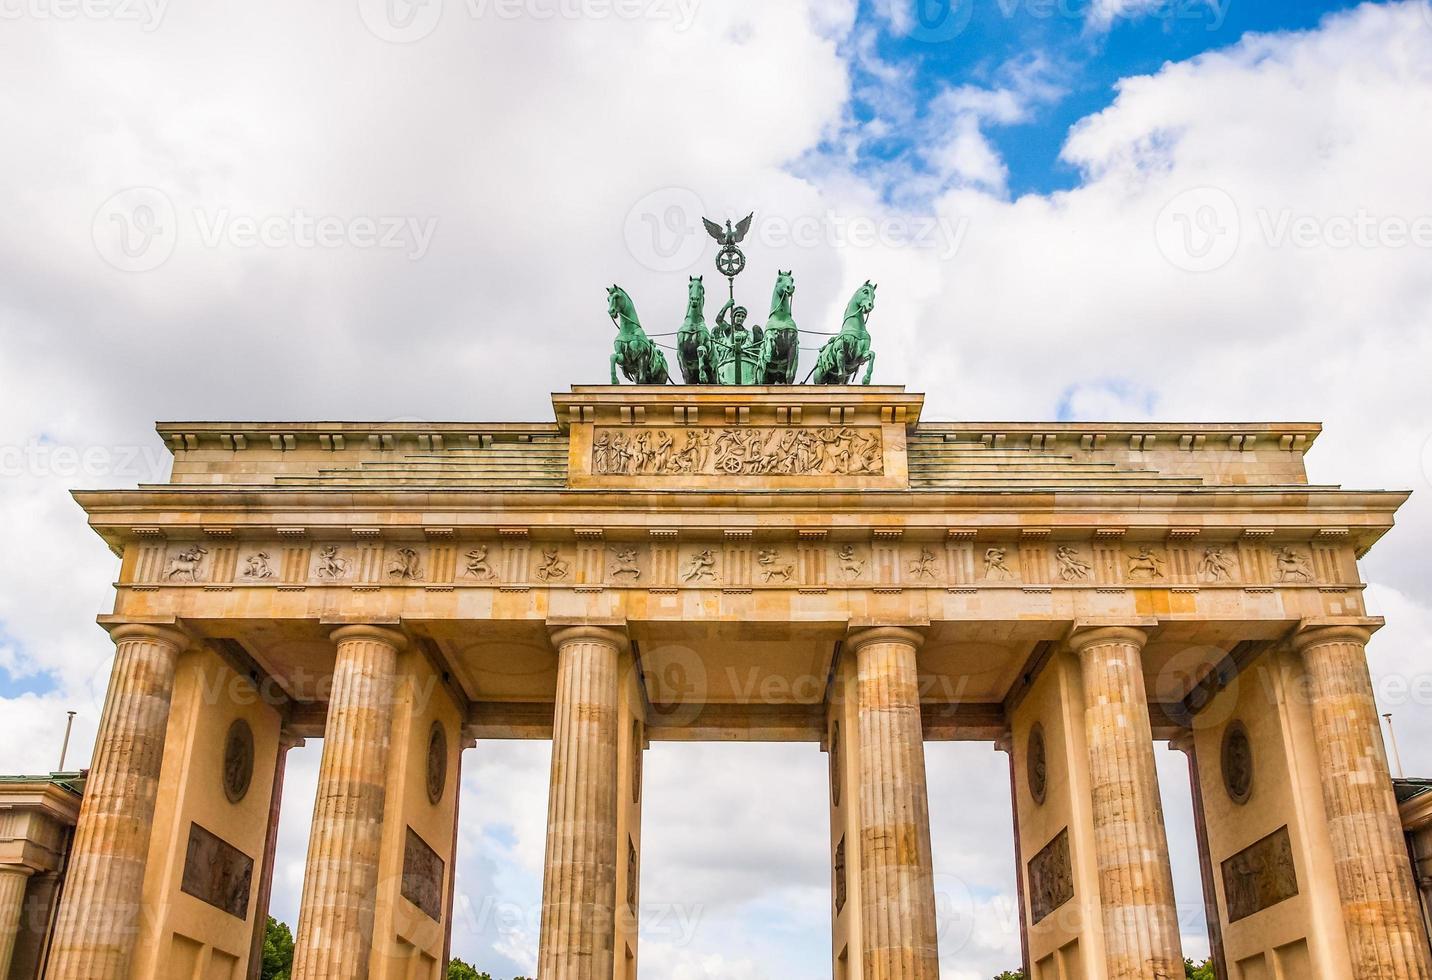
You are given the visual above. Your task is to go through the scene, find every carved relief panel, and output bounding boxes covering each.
[1028,828,1074,924]
[1221,826,1298,923]
[591,426,884,477]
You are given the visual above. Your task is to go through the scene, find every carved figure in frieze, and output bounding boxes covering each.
[1274,547,1314,583]
[242,552,273,580]
[909,548,940,581]
[593,431,611,474]
[535,548,571,582]
[463,546,497,581]
[984,547,1015,581]
[611,548,642,581]
[1056,546,1092,582]
[652,430,673,473]
[630,431,652,474]
[757,549,794,583]
[315,546,350,581]
[1127,547,1166,581]
[388,547,423,581]
[837,545,865,580]
[681,549,719,584]
[166,545,208,582]
[1200,545,1237,582]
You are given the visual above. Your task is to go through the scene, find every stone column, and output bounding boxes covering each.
[851,626,940,979]
[1071,625,1183,980]
[0,864,33,977]
[248,731,305,980]
[1293,624,1432,979]
[291,626,405,980]
[537,626,624,980]
[1170,735,1227,980]
[47,622,188,979]
[994,735,1031,980]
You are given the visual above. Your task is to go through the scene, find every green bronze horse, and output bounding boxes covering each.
[608,285,670,385]
[812,280,877,385]
[675,276,714,385]
[755,270,799,385]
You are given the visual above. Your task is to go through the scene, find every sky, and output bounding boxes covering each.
[2,0,1432,977]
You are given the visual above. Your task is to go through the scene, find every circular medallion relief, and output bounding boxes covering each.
[426,721,448,805]
[829,721,842,807]
[1027,724,1048,806]
[1222,721,1254,805]
[222,719,255,804]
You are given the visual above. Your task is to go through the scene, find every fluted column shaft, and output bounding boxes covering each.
[48,623,187,979]
[538,626,624,980]
[291,626,405,980]
[0,865,33,977]
[853,626,940,979]
[1073,626,1183,980]
[1295,625,1432,979]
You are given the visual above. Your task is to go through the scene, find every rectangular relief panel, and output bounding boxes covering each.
[592,426,884,477]
[1028,827,1075,924]
[180,823,255,920]
[1221,825,1299,923]
[401,826,446,922]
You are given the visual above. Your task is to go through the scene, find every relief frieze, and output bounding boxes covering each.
[401,826,446,922]
[591,426,883,477]
[1221,825,1298,923]
[126,536,1352,593]
[1028,827,1074,924]
[180,823,254,920]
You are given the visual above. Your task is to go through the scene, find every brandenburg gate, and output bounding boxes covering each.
[23,380,1427,980]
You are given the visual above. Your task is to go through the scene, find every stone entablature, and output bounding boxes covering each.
[154,386,1321,490]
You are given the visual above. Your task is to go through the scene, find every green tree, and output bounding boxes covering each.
[260,917,293,980]
[993,971,1026,980]
[445,960,490,980]
[1186,957,1216,980]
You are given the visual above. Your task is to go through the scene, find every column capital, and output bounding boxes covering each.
[328,624,408,650]
[1067,618,1156,654]
[0,864,35,880]
[278,730,307,753]
[104,622,190,652]
[1168,732,1195,755]
[992,730,1013,755]
[846,625,926,651]
[1290,617,1383,653]
[548,623,630,653]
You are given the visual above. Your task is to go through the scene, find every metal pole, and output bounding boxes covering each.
[58,710,77,771]
[1384,713,1405,778]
